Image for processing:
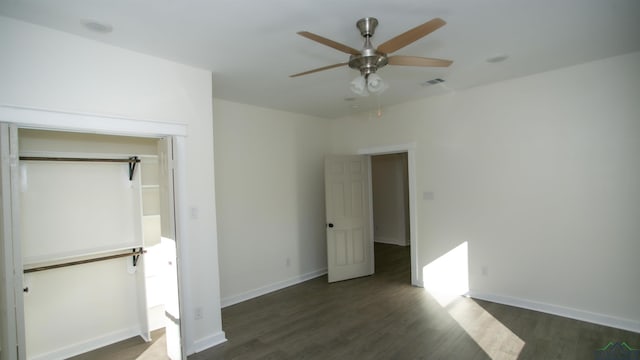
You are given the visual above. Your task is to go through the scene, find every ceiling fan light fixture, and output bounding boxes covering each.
[350,75,369,96]
[350,73,388,96]
[367,73,388,94]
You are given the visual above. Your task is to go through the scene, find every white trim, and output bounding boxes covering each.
[358,143,416,155]
[0,105,187,137]
[28,327,141,360]
[358,143,420,286]
[220,269,327,308]
[191,331,227,354]
[0,123,25,359]
[366,156,375,276]
[468,291,640,334]
[172,135,191,358]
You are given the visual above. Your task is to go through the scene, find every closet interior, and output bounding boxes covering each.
[18,129,177,359]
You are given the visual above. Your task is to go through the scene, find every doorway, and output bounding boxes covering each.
[371,153,410,247]
[359,144,419,286]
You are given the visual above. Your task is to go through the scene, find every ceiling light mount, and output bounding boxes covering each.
[356,17,379,38]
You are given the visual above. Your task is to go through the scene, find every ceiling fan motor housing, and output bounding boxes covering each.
[348,51,388,76]
[350,17,388,76]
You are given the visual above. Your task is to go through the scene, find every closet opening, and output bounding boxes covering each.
[17,129,182,360]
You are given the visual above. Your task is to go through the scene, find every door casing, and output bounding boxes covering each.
[358,143,420,286]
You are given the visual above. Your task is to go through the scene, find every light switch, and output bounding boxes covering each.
[423,191,434,200]
[190,206,199,219]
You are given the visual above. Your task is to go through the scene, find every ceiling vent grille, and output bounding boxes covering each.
[421,78,445,87]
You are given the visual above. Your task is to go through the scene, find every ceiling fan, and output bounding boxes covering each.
[290,17,453,95]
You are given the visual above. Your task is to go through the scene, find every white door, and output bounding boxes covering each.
[0,123,26,360]
[157,137,184,360]
[324,155,374,282]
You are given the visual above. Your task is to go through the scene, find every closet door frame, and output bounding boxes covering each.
[0,123,26,360]
[0,105,188,359]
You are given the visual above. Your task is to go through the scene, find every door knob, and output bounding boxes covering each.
[327,223,334,228]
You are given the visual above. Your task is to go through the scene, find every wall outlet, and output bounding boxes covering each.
[194,307,203,320]
[481,265,489,276]
[285,257,291,267]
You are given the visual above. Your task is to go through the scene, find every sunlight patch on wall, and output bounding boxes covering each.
[422,241,469,307]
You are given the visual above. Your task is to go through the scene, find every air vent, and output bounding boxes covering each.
[82,20,114,34]
[422,78,445,86]
[421,78,445,87]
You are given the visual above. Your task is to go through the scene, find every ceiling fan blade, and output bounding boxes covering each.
[289,62,349,78]
[297,31,360,55]
[377,18,446,54]
[388,55,452,67]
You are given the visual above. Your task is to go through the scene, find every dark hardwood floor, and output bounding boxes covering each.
[191,243,639,360]
[74,243,639,359]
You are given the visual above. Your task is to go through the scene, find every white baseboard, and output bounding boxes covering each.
[221,268,327,308]
[189,331,227,355]
[467,291,640,334]
[29,327,141,360]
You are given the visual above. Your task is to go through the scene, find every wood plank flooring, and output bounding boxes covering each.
[191,243,639,360]
[68,328,168,360]
[73,243,639,359]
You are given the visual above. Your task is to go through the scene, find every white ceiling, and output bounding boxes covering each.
[2,0,639,119]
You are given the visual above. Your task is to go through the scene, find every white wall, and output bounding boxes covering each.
[0,16,224,354]
[212,99,330,306]
[330,51,640,332]
[372,153,410,246]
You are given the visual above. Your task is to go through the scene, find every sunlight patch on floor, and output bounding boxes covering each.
[136,333,168,360]
[422,242,525,359]
[448,298,525,360]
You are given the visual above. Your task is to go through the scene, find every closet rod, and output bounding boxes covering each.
[19,156,141,180]
[19,156,140,163]
[23,248,145,274]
